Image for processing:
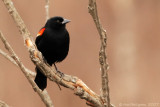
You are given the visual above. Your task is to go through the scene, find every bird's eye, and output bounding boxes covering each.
[56,20,60,23]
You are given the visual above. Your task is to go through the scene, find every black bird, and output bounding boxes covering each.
[35,16,70,90]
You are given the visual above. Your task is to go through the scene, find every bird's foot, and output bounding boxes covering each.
[55,70,64,91]
[56,70,64,79]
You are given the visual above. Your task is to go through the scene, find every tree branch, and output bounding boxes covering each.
[0,48,35,77]
[45,0,50,21]
[0,48,17,66]
[0,31,54,107]
[2,0,106,106]
[88,0,111,107]
[0,100,9,107]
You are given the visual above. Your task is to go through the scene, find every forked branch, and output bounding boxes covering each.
[0,31,54,107]
[88,0,111,107]
[1,0,113,106]
[2,0,107,106]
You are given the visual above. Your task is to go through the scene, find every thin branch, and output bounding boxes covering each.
[88,0,111,107]
[2,0,105,106]
[0,100,9,107]
[0,31,54,107]
[0,49,35,77]
[45,0,50,21]
[0,49,17,65]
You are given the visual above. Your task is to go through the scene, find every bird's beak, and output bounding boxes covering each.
[62,19,71,24]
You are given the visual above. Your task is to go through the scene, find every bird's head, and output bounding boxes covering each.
[45,16,70,29]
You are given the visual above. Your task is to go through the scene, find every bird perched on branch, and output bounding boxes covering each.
[35,16,70,90]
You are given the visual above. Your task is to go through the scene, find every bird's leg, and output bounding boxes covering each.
[53,63,64,91]
[54,63,58,71]
[54,63,64,78]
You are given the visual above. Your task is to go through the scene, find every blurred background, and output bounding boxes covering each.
[0,0,160,107]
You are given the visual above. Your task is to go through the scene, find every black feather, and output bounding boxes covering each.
[34,16,70,90]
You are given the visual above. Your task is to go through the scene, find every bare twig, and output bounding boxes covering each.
[0,100,9,107]
[45,0,50,21]
[2,0,106,106]
[88,0,111,107]
[0,49,17,66]
[0,31,54,107]
[0,48,35,76]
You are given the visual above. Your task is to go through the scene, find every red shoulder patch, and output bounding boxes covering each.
[37,28,45,36]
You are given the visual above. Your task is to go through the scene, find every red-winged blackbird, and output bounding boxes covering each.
[35,16,70,90]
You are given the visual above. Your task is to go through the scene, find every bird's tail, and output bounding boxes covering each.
[34,66,47,90]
